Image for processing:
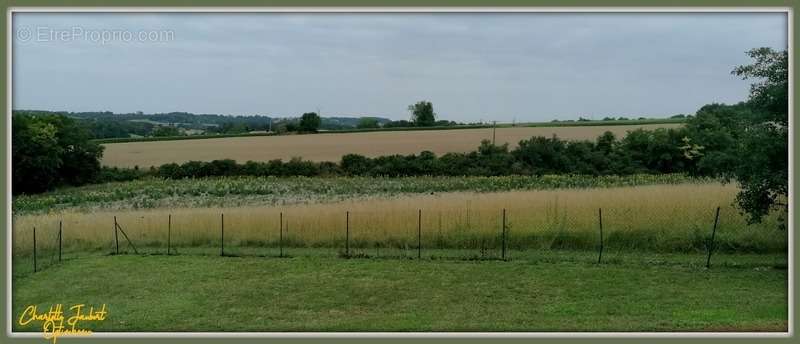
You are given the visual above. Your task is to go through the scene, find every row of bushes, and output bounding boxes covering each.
[99,126,705,182]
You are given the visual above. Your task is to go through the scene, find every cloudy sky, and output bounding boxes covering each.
[12,12,787,122]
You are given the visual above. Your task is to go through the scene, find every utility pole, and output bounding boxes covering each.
[492,121,497,145]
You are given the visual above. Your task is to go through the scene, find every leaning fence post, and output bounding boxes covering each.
[706,206,721,268]
[466,201,471,229]
[113,216,119,255]
[501,209,507,260]
[220,213,225,257]
[58,220,62,262]
[115,222,139,254]
[279,212,284,258]
[345,211,350,257]
[33,227,37,273]
[418,209,422,259]
[598,208,604,264]
[167,214,172,255]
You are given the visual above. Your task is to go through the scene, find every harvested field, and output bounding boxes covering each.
[101,123,682,167]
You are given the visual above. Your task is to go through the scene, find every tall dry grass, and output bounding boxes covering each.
[12,183,785,256]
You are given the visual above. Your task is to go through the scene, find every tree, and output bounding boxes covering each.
[729,48,788,225]
[153,126,182,137]
[13,115,62,194]
[732,47,788,126]
[51,115,105,186]
[473,140,514,176]
[685,48,788,226]
[684,103,751,176]
[617,128,691,174]
[357,117,380,129]
[299,112,321,132]
[12,113,104,194]
[512,135,569,175]
[384,120,414,128]
[408,101,436,127]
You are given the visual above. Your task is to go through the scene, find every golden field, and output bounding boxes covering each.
[101,124,682,168]
[13,183,784,255]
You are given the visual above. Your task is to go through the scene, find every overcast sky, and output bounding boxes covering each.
[12,12,787,122]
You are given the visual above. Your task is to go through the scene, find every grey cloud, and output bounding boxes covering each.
[12,12,787,121]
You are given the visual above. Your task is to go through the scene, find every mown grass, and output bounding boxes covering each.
[11,251,786,332]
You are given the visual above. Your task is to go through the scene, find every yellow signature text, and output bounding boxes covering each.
[18,304,108,344]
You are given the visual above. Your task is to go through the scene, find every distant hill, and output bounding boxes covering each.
[321,116,392,129]
[12,110,393,138]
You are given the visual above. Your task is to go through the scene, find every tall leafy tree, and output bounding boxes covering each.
[408,101,436,127]
[729,48,788,225]
[686,48,788,226]
[12,115,63,193]
[299,112,321,132]
[12,113,104,194]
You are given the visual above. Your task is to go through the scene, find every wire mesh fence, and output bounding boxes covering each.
[12,199,767,278]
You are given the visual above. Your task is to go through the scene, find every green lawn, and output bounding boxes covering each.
[12,251,787,332]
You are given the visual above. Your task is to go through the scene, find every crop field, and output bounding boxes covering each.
[13,182,786,260]
[100,123,682,167]
[12,174,706,214]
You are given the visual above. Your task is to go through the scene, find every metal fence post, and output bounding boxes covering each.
[345,211,350,256]
[114,216,119,255]
[706,207,721,268]
[466,201,471,229]
[58,220,62,262]
[502,209,507,260]
[220,213,225,256]
[167,214,171,255]
[598,208,604,264]
[418,209,422,259]
[438,211,443,248]
[279,212,283,258]
[33,227,37,272]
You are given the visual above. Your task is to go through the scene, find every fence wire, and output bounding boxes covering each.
[11,202,780,276]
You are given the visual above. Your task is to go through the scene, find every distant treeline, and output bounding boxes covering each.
[13,109,683,143]
[10,110,399,139]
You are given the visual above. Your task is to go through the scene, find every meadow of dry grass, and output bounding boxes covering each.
[13,183,785,256]
[101,123,682,167]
